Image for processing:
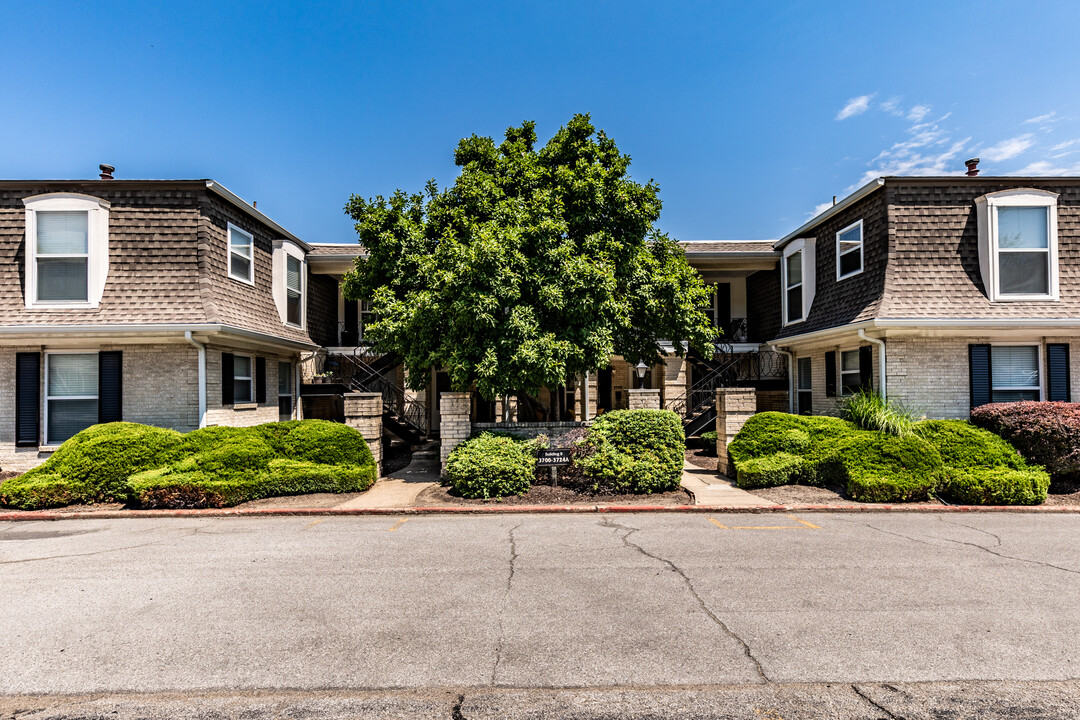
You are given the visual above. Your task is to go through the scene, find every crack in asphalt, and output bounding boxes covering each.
[490,522,522,686]
[851,684,902,719]
[937,516,1003,548]
[451,692,466,720]
[0,529,200,565]
[600,516,770,684]
[845,518,1080,578]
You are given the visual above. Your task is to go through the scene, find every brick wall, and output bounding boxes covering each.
[627,388,661,410]
[344,392,382,475]
[205,344,299,427]
[439,392,472,472]
[791,336,882,417]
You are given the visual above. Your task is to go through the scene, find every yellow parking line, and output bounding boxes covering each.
[303,518,326,530]
[708,515,820,530]
[387,518,409,532]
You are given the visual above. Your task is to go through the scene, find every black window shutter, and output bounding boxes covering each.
[825,351,837,397]
[343,299,359,345]
[221,353,234,405]
[969,344,992,409]
[717,283,732,330]
[859,345,873,390]
[256,357,266,404]
[1047,344,1070,402]
[98,351,123,423]
[15,352,40,447]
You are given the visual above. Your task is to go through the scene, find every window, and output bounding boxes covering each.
[840,349,861,396]
[359,299,375,343]
[228,223,254,284]
[23,193,110,308]
[697,286,717,328]
[278,360,293,420]
[46,353,98,444]
[781,238,815,326]
[991,345,1041,402]
[233,355,253,403]
[975,189,1058,301]
[784,250,803,323]
[835,220,863,280]
[796,357,812,415]
[286,255,302,325]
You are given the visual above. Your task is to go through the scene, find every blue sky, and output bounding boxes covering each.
[4,1,1080,243]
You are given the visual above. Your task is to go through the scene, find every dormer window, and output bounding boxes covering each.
[23,193,110,309]
[782,238,816,326]
[975,189,1059,302]
[835,219,863,280]
[272,239,306,328]
[228,223,255,284]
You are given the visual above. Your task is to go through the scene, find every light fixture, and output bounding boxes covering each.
[635,360,647,389]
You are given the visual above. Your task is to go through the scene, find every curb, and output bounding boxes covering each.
[3,502,1080,522]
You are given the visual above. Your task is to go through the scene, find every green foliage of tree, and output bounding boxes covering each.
[341,114,715,400]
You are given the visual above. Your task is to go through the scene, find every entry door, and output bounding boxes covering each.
[597,368,613,413]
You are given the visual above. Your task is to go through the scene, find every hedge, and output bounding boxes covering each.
[0,420,376,510]
[970,401,1080,481]
[445,432,536,499]
[728,412,1047,505]
[575,409,685,494]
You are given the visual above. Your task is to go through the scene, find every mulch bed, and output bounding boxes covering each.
[685,447,717,471]
[416,483,693,506]
[1044,478,1080,506]
[381,443,414,476]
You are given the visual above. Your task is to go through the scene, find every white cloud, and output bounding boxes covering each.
[1023,112,1059,125]
[880,97,903,116]
[906,104,931,122]
[856,114,971,185]
[807,201,834,219]
[979,134,1036,162]
[1010,159,1080,176]
[1049,138,1080,157]
[836,94,874,121]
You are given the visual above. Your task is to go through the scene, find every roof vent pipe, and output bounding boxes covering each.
[99,164,115,180]
[965,158,980,177]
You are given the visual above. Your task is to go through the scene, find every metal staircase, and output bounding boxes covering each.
[333,352,428,444]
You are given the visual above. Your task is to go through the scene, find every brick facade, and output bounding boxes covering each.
[344,392,383,475]
[439,392,472,473]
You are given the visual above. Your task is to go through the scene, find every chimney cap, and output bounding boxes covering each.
[964,157,980,177]
[99,164,115,180]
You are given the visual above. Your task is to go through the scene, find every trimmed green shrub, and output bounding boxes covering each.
[0,420,377,510]
[914,419,1029,471]
[736,452,806,489]
[940,467,1050,506]
[835,434,943,502]
[728,412,849,465]
[575,409,685,494]
[446,432,535,499]
[0,422,184,509]
[700,430,718,450]
[840,389,919,436]
[129,459,376,509]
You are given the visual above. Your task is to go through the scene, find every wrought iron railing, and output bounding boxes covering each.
[334,353,428,436]
[665,349,788,418]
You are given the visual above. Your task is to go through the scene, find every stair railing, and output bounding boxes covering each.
[334,353,428,436]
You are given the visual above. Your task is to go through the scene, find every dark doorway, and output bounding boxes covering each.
[597,368,613,413]
[432,371,451,437]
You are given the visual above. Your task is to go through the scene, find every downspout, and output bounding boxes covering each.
[184,331,207,428]
[768,343,795,414]
[858,329,887,399]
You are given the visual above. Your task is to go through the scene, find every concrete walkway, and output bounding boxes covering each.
[335,443,441,509]
[680,459,774,507]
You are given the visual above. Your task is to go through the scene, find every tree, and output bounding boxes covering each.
[341,113,715,404]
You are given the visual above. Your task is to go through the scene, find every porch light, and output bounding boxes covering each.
[635,360,647,389]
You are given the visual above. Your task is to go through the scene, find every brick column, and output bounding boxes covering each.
[715,388,756,478]
[344,392,383,477]
[627,388,661,410]
[662,354,687,411]
[495,394,518,423]
[439,391,473,473]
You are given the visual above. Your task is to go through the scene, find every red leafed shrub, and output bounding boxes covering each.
[970,402,1080,480]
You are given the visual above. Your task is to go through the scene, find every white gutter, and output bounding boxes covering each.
[774,178,886,250]
[184,331,207,428]
[858,329,887,399]
[205,181,312,252]
[768,343,795,413]
[0,323,320,351]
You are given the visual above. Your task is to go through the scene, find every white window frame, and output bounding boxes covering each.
[278,360,294,419]
[990,342,1043,402]
[796,356,812,415]
[975,189,1059,302]
[44,350,99,446]
[781,238,816,326]
[835,219,864,281]
[227,222,256,285]
[839,348,862,397]
[233,353,254,404]
[272,239,306,328]
[23,193,110,309]
[359,299,374,343]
